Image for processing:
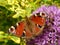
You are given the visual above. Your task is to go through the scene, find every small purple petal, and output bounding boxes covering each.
[56,9,60,16]
[48,6,58,15]
[57,40,60,45]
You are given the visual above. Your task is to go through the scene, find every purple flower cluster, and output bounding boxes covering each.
[27,5,60,45]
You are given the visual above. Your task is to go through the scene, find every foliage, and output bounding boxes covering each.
[0,0,60,45]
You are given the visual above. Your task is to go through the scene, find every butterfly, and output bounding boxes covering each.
[8,12,46,40]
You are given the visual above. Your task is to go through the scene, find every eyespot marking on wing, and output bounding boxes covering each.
[9,26,15,34]
[35,14,37,16]
[21,30,26,38]
[36,24,42,28]
[18,22,21,25]
[40,12,46,18]
[36,13,40,16]
[34,12,42,17]
[11,26,15,30]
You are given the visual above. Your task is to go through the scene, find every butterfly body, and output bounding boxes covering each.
[8,12,46,40]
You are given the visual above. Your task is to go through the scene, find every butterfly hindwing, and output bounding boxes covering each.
[29,12,46,36]
[9,21,25,37]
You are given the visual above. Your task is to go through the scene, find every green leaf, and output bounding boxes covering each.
[9,36,20,44]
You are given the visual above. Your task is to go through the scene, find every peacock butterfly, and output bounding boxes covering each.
[8,12,46,40]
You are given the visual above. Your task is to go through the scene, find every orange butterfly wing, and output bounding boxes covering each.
[15,22,25,37]
[31,15,45,26]
[25,13,46,39]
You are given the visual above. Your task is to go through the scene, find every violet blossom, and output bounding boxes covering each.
[27,5,60,45]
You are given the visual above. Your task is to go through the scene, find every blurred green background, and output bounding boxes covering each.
[0,0,60,45]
